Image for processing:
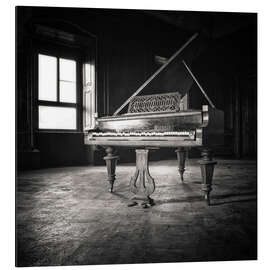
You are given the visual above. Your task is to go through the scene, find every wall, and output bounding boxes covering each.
[189,24,257,157]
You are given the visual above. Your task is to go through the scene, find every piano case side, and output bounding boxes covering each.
[201,105,224,147]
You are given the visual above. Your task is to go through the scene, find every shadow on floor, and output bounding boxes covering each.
[113,183,257,207]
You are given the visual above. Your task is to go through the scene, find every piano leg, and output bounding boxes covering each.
[175,147,186,182]
[198,148,217,206]
[103,147,119,193]
[130,149,155,206]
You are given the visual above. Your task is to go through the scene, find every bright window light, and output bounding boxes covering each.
[59,81,76,103]
[38,54,78,130]
[38,54,57,101]
[59,58,76,82]
[39,106,76,130]
[59,58,76,103]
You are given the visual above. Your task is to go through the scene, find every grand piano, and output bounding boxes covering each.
[85,33,224,206]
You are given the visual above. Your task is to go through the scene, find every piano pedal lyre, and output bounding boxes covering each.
[129,149,156,207]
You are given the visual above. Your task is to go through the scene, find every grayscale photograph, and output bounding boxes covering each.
[16,5,257,267]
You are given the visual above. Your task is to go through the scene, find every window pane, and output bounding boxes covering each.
[39,106,76,130]
[59,58,76,82]
[59,81,76,103]
[38,54,57,101]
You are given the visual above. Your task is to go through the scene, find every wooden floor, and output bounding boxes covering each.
[16,158,257,266]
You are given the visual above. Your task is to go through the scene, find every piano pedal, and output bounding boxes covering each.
[148,196,155,206]
[127,201,138,207]
[141,202,149,209]
[127,196,155,208]
[141,197,155,208]
[141,200,155,208]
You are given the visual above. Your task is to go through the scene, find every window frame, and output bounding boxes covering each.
[35,46,83,133]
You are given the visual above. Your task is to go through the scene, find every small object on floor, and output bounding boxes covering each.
[127,201,138,207]
[148,197,155,206]
[142,203,149,209]
[141,202,150,208]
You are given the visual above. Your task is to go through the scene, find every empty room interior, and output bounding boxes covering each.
[16,6,257,267]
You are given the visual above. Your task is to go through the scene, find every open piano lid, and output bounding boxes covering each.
[113,32,214,116]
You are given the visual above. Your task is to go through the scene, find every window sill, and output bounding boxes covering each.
[36,130,84,134]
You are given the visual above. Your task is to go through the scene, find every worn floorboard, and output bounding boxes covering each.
[16,159,257,266]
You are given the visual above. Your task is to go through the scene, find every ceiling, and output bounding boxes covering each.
[145,10,256,38]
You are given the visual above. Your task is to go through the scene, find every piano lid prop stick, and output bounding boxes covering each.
[182,60,216,109]
[113,32,199,116]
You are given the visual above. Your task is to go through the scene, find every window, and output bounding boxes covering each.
[38,54,78,130]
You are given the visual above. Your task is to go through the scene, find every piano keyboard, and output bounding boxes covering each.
[89,130,195,139]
